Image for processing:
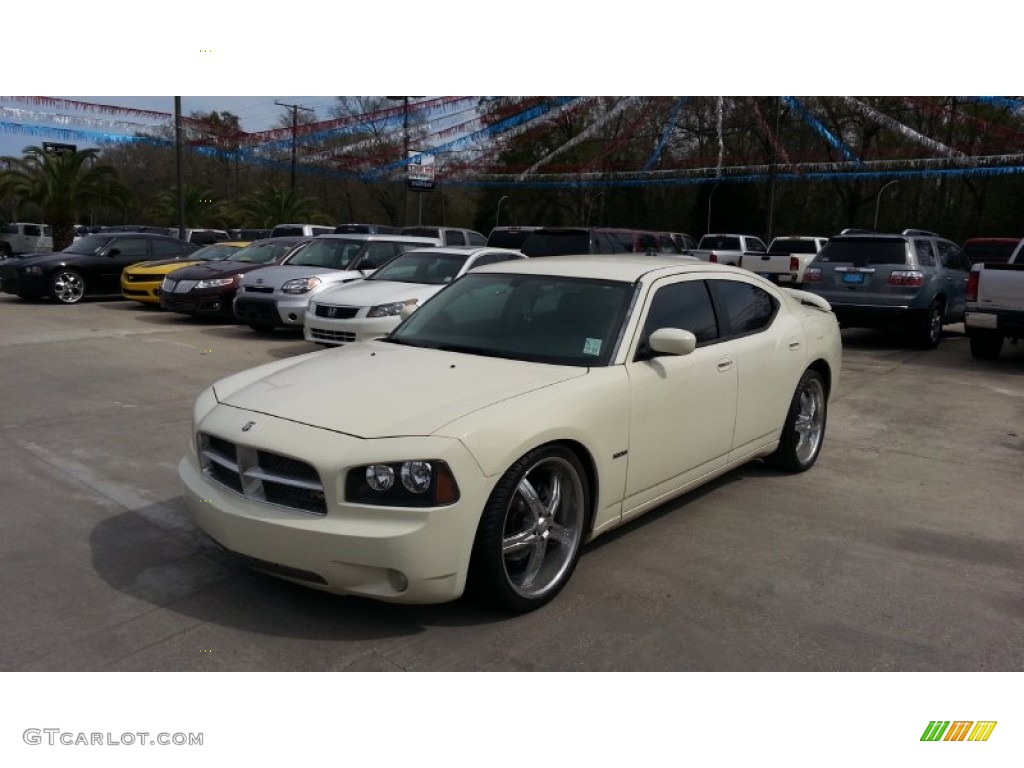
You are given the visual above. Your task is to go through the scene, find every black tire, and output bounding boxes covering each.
[969,330,1003,360]
[247,322,277,334]
[766,369,827,473]
[0,243,11,258]
[468,445,590,612]
[913,300,944,349]
[49,269,86,304]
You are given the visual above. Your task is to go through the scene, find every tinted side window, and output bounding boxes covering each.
[937,241,968,271]
[111,238,150,257]
[152,239,184,256]
[444,230,466,246]
[746,238,767,253]
[914,239,936,267]
[638,280,719,358]
[24,225,41,237]
[466,231,487,246]
[709,280,778,337]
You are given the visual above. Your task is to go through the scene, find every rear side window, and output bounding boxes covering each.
[745,239,767,253]
[699,235,741,250]
[444,230,467,246]
[914,239,936,267]
[937,241,969,272]
[24,225,42,237]
[152,239,184,256]
[709,280,778,337]
[466,231,486,246]
[111,238,150,257]
[814,238,909,266]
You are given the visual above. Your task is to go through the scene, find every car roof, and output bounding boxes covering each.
[399,246,523,257]
[313,234,438,242]
[470,254,746,282]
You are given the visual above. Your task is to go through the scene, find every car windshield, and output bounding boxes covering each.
[386,273,633,367]
[195,243,244,261]
[229,241,297,264]
[368,251,469,284]
[769,240,820,254]
[286,238,364,269]
[698,236,741,250]
[521,231,590,257]
[61,235,115,254]
[813,238,908,265]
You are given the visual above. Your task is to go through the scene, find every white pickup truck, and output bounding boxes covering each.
[740,235,828,286]
[688,233,767,266]
[965,237,1024,359]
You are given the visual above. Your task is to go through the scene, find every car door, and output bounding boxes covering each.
[622,277,737,520]
[705,277,800,461]
[937,239,970,320]
[99,236,150,292]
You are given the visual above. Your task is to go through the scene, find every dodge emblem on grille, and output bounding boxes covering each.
[242,421,256,432]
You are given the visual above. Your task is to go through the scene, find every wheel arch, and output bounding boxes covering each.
[807,358,833,399]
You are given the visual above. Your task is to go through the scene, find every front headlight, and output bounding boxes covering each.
[195,277,236,289]
[21,265,43,276]
[281,277,322,294]
[367,299,418,318]
[346,460,460,507]
[161,277,174,291]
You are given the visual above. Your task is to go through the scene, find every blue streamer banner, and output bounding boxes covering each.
[643,97,687,171]
[783,97,861,163]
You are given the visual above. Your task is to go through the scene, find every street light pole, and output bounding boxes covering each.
[874,180,899,230]
[707,182,721,234]
[586,190,604,227]
[495,195,509,228]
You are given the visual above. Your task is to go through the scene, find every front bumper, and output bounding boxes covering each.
[234,294,311,327]
[0,272,47,296]
[304,312,400,346]
[178,406,490,604]
[160,287,236,315]
[121,277,161,304]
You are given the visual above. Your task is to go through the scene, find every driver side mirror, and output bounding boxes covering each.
[648,328,697,357]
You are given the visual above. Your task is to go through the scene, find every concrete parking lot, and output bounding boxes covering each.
[1,294,1021,671]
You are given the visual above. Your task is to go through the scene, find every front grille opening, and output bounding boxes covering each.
[223,547,328,585]
[198,432,326,516]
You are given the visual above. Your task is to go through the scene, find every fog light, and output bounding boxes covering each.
[401,461,432,493]
[387,569,408,592]
[366,464,394,491]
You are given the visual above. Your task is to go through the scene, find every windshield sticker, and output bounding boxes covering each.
[583,338,602,356]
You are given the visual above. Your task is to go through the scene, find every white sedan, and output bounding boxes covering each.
[304,246,525,346]
[179,256,842,611]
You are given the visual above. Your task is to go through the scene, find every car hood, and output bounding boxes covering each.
[239,264,367,287]
[128,258,201,274]
[4,252,69,266]
[316,279,443,306]
[169,260,274,280]
[216,341,588,438]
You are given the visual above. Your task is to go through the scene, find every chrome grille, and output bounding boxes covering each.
[309,328,356,344]
[314,304,359,319]
[198,433,326,515]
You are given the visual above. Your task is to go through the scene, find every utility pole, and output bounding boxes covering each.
[386,97,412,225]
[175,97,185,239]
[275,100,315,190]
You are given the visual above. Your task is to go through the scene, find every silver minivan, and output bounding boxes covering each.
[233,233,441,331]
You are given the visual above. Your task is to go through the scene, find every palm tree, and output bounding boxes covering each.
[149,184,228,228]
[0,146,130,250]
[238,183,326,228]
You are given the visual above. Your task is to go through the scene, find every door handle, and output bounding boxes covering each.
[716,357,734,372]
[788,337,801,351]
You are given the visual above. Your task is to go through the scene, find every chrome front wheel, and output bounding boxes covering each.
[50,269,86,304]
[470,446,589,611]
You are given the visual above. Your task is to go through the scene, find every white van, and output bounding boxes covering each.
[269,223,335,238]
[0,223,54,257]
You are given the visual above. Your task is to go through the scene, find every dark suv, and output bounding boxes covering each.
[803,229,970,348]
[519,227,632,257]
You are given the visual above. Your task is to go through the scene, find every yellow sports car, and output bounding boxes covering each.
[121,241,250,304]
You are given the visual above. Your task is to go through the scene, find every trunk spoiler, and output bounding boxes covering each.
[781,287,832,313]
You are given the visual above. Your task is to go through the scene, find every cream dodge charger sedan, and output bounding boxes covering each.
[179,256,842,611]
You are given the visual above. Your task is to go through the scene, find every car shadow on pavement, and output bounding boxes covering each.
[88,500,518,643]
